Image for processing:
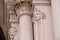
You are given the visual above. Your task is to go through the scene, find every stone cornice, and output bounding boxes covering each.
[32,1,51,6]
[16,0,32,3]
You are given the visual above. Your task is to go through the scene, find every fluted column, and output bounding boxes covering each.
[51,0,60,40]
[16,0,33,40]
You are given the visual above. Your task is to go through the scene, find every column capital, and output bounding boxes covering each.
[32,8,46,23]
[15,0,33,18]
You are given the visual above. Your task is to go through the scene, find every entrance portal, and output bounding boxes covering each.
[0,27,6,40]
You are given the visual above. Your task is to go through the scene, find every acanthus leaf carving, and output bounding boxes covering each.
[32,8,46,23]
[8,27,17,40]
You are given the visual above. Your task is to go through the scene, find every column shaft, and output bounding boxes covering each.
[19,15,33,40]
[34,22,40,40]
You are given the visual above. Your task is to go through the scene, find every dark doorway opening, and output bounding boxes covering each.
[0,27,6,40]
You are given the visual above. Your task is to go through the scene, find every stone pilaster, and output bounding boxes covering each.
[32,7,54,40]
[51,0,60,40]
[32,8,46,40]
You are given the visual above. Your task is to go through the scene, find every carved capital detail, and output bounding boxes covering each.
[15,1,33,17]
[32,8,46,22]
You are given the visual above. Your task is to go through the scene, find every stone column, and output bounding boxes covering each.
[16,1,33,40]
[51,0,60,40]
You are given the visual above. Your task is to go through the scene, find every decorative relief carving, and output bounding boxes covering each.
[15,1,33,17]
[32,8,46,22]
[6,1,18,23]
[8,27,17,40]
[7,3,15,14]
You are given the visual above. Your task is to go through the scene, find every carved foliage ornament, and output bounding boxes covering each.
[8,27,17,40]
[32,8,46,22]
[14,1,32,17]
